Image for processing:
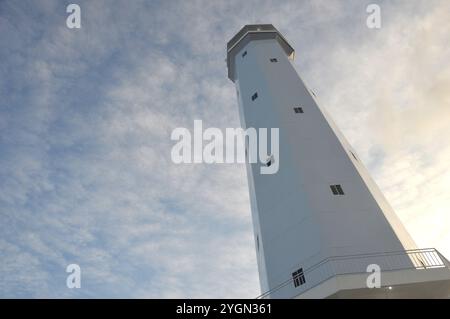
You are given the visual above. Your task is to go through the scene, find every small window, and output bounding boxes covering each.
[350,151,358,161]
[330,185,338,195]
[242,51,247,58]
[292,268,305,287]
[252,92,258,101]
[266,155,274,167]
[256,235,259,252]
[330,184,344,195]
[294,107,304,114]
[270,58,278,62]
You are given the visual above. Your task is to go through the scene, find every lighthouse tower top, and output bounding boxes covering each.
[226,24,295,82]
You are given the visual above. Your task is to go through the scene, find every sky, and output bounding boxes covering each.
[0,0,449,298]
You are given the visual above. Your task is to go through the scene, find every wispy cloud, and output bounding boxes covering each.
[1,0,449,298]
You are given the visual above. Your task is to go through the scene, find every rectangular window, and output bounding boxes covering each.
[266,155,274,167]
[294,107,303,114]
[270,58,278,62]
[252,92,258,101]
[330,184,344,195]
[330,185,338,195]
[242,51,247,58]
[292,268,305,287]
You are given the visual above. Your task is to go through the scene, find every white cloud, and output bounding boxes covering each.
[1,0,449,298]
[301,1,450,258]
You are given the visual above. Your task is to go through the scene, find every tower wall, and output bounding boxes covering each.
[231,35,416,298]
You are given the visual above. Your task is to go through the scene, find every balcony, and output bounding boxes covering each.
[257,248,450,299]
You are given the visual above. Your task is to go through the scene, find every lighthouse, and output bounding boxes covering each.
[227,24,450,298]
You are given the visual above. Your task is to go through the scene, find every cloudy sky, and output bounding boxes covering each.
[1,0,449,298]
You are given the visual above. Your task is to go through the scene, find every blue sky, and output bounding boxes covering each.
[1,0,449,298]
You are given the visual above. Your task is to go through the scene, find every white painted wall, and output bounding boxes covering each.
[231,36,417,298]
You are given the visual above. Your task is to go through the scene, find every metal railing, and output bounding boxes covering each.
[256,248,448,299]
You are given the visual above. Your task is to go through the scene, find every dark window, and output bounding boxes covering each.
[242,51,247,58]
[252,92,258,101]
[292,268,305,287]
[266,155,274,167]
[330,185,338,195]
[350,151,358,161]
[294,107,304,114]
[330,184,344,195]
[270,58,278,62]
[256,235,259,252]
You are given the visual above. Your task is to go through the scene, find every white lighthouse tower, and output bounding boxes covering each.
[227,24,450,298]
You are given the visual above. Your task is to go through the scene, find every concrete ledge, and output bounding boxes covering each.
[295,267,450,299]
